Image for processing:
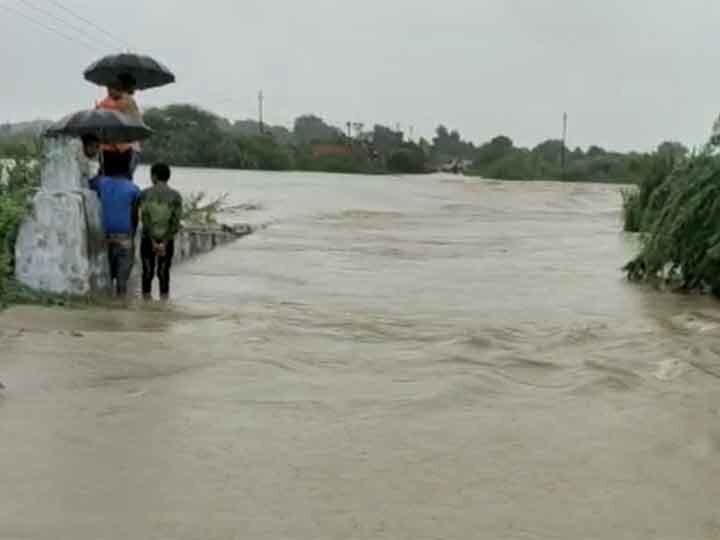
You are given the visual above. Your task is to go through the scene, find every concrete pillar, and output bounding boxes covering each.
[14,137,110,296]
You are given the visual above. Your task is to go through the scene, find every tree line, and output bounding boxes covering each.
[138,104,689,181]
[1,104,689,182]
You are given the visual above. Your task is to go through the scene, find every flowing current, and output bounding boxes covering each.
[2,170,720,540]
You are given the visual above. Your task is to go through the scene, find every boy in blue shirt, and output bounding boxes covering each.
[92,150,140,297]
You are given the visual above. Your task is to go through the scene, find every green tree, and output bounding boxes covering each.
[293,115,344,144]
[372,124,404,153]
[587,145,607,158]
[656,141,688,161]
[387,145,427,174]
[473,135,514,167]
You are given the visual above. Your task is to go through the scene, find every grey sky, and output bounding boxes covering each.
[2,0,719,151]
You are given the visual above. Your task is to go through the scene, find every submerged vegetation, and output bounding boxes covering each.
[182,191,232,225]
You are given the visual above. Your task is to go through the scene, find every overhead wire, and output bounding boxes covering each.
[2,0,264,122]
[0,0,97,52]
[42,0,131,51]
[15,0,116,50]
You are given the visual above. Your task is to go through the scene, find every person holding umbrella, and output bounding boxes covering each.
[96,74,143,178]
[85,53,175,179]
[97,74,141,119]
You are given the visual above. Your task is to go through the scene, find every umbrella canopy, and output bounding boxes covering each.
[84,53,175,91]
[46,109,153,143]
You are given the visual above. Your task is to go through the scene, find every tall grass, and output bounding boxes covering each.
[623,147,720,293]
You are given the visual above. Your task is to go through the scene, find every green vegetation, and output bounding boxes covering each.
[621,141,720,293]
[182,191,231,225]
[140,105,691,182]
[0,145,40,306]
[141,105,428,175]
[141,105,293,170]
[1,106,695,183]
[463,135,689,183]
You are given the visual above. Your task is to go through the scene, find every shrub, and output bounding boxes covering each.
[0,156,40,303]
[623,150,720,293]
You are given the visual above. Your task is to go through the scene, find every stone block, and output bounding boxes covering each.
[15,190,109,296]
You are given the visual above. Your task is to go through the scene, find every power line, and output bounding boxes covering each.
[15,0,113,50]
[0,1,96,51]
[43,0,130,50]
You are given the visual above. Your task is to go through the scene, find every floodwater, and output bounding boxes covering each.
[2,170,720,540]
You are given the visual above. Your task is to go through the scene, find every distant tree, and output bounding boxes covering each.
[587,145,607,158]
[293,115,344,144]
[532,139,567,166]
[142,105,292,170]
[473,135,514,166]
[571,147,585,161]
[432,125,475,161]
[656,141,688,160]
[387,145,428,174]
[372,124,404,153]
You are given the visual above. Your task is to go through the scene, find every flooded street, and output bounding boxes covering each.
[2,170,720,539]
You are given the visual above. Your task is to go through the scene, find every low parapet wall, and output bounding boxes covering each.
[172,223,253,263]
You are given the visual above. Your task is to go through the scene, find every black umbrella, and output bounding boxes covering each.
[46,109,153,143]
[84,53,175,91]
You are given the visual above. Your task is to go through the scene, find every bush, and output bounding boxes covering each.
[0,156,40,303]
[623,150,720,293]
[387,147,426,174]
[622,152,680,232]
[621,188,642,233]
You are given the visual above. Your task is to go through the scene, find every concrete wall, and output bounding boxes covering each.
[143,223,252,265]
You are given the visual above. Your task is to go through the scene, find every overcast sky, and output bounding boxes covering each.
[2,0,719,151]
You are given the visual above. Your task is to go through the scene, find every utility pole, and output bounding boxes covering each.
[409,125,415,142]
[561,112,568,178]
[258,90,264,134]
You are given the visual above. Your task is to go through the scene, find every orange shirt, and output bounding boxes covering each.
[96,94,142,152]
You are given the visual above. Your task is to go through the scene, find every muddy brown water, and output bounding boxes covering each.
[2,171,720,540]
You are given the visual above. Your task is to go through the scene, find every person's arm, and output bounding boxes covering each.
[169,192,183,239]
[131,190,141,235]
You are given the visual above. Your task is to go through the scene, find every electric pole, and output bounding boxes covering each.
[258,90,265,134]
[561,112,568,178]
